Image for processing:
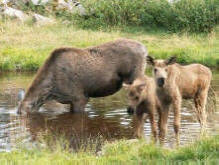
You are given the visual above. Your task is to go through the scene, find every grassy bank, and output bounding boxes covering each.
[0,20,218,71]
[0,135,218,164]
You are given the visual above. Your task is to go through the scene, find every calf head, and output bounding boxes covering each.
[147,56,176,88]
[124,79,146,114]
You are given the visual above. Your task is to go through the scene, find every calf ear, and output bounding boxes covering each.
[165,56,177,65]
[123,83,130,90]
[146,56,155,66]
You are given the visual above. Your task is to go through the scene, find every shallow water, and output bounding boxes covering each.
[0,71,218,151]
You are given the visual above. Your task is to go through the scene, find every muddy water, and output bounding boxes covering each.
[0,71,218,151]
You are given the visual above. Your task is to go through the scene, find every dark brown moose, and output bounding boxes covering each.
[17,39,148,114]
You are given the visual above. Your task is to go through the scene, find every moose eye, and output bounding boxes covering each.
[154,68,157,73]
[135,96,139,100]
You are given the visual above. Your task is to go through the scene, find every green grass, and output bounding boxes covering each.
[0,20,218,71]
[0,135,218,164]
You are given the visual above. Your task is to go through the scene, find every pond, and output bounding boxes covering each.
[0,71,218,151]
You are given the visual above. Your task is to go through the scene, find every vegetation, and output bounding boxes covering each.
[0,135,218,164]
[0,20,218,71]
[72,0,218,33]
[10,0,218,33]
[0,0,218,71]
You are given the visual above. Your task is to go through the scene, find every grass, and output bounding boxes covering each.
[0,135,218,164]
[0,20,218,71]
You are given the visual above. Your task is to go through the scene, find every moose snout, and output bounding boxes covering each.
[157,78,165,87]
[127,106,134,115]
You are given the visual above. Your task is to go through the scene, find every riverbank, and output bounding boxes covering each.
[0,21,218,71]
[0,135,218,164]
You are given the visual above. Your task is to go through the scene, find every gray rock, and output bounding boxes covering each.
[32,13,55,25]
[0,6,28,21]
[58,0,86,16]
[31,0,49,5]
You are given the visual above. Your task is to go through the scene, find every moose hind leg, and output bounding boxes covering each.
[194,89,208,135]
[172,96,182,146]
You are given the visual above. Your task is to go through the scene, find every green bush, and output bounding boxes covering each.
[172,0,218,33]
[71,0,218,33]
[13,0,217,33]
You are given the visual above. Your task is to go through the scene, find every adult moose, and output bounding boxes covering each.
[17,39,148,114]
[147,56,212,144]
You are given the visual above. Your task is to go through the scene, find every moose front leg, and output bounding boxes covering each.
[158,105,170,146]
[134,112,147,139]
[148,108,157,143]
[172,95,182,146]
[70,95,88,113]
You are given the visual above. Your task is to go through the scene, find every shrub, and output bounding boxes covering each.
[71,0,218,33]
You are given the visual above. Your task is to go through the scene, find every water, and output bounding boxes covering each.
[0,71,218,151]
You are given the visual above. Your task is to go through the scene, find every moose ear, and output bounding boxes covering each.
[165,56,177,65]
[137,83,146,93]
[146,56,155,66]
[123,83,130,90]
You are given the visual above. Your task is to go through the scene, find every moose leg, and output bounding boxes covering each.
[148,106,157,142]
[172,96,182,146]
[70,103,74,112]
[194,89,208,135]
[158,105,170,145]
[134,112,147,139]
[70,95,88,113]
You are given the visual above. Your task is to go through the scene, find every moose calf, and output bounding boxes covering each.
[125,76,161,141]
[147,56,212,144]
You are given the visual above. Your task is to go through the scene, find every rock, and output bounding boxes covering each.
[0,6,28,21]
[32,13,54,25]
[1,0,24,8]
[72,1,86,16]
[31,0,49,5]
[58,0,86,16]
[57,0,72,10]
[2,0,12,5]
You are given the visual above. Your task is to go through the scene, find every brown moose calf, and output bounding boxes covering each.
[125,76,161,141]
[17,39,147,114]
[147,56,212,144]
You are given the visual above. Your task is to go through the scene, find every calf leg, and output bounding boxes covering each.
[158,105,170,145]
[148,106,157,142]
[194,89,208,135]
[172,96,182,146]
[134,113,147,139]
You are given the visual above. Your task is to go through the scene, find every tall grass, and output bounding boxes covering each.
[0,135,218,164]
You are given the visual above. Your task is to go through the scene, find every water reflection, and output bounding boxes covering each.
[0,71,218,151]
